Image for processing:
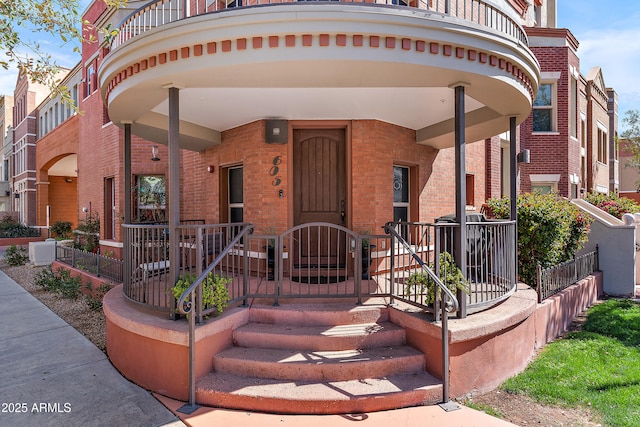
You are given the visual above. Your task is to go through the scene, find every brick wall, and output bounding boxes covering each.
[519,43,581,197]
[36,114,79,228]
[177,119,488,236]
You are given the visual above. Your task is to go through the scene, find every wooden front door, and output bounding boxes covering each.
[293,129,347,275]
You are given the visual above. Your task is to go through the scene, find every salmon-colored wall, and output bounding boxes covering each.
[533,271,603,348]
[106,318,191,399]
[36,114,80,228]
[392,273,603,398]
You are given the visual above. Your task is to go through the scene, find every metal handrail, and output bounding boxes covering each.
[383,223,458,405]
[176,222,253,411]
[110,0,528,50]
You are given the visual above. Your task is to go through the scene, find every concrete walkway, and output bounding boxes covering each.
[0,270,184,427]
[0,266,517,427]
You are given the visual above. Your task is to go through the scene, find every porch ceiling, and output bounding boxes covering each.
[148,86,484,143]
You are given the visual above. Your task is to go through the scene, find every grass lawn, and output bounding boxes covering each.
[501,299,640,427]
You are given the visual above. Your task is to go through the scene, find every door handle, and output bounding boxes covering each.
[340,200,346,225]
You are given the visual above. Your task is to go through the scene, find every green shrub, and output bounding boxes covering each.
[84,283,112,311]
[584,192,640,219]
[34,267,60,291]
[50,221,72,239]
[0,215,41,238]
[75,213,100,252]
[404,252,469,306]
[486,192,591,287]
[4,245,28,266]
[33,266,82,299]
[172,272,231,316]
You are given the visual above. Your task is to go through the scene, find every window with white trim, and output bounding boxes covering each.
[532,83,555,132]
[597,128,607,164]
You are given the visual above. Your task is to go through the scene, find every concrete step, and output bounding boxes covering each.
[233,321,406,351]
[214,345,425,382]
[248,303,389,326]
[195,371,443,415]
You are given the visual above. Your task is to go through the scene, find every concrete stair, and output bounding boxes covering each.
[195,303,443,414]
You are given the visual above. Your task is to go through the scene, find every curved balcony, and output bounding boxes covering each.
[99,0,540,150]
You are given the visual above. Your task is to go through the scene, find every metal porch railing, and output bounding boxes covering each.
[536,246,599,303]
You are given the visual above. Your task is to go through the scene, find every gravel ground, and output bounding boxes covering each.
[1,260,107,353]
[0,258,602,425]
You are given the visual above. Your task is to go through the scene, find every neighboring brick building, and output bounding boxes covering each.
[0,95,13,212]
[35,63,82,230]
[12,72,51,224]
[520,23,618,198]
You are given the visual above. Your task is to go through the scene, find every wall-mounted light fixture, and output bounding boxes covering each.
[516,149,530,164]
[265,119,288,144]
[207,165,215,173]
[151,145,160,161]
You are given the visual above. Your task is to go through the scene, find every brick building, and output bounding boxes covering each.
[520,13,618,198]
[11,72,51,224]
[0,95,13,212]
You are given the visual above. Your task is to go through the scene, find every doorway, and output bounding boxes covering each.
[292,128,347,279]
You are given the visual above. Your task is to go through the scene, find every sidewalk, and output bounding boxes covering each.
[0,266,517,427]
[0,269,184,427]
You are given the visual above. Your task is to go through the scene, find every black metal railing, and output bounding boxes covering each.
[111,0,527,49]
[536,247,599,303]
[384,220,517,316]
[121,222,251,312]
[55,244,124,283]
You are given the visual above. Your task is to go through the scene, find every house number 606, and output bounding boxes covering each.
[270,156,282,186]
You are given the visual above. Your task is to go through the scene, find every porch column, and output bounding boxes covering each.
[509,116,517,221]
[123,122,131,224]
[453,83,467,319]
[167,86,181,315]
[509,116,518,284]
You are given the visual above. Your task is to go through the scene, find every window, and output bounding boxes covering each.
[135,175,165,223]
[530,174,559,195]
[228,166,243,223]
[86,64,95,97]
[532,83,555,132]
[531,184,555,194]
[597,126,607,164]
[393,166,409,223]
[104,178,115,239]
[570,77,577,138]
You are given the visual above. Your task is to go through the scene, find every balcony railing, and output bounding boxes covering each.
[111,0,527,50]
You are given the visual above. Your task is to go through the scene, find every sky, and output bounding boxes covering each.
[557,1,640,132]
[0,0,638,130]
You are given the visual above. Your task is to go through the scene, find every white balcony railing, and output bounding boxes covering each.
[111,0,528,50]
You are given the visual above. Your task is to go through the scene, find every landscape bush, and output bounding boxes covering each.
[0,215,40,238]
[584,192,640,219]
[50,220,72,239]
[4,244,29,266]
[486,192,591,287]
[34,267,83,299]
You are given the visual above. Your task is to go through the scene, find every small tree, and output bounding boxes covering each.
[487,192,592,287]
[621,110,640,190]
[0,0,125,106]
